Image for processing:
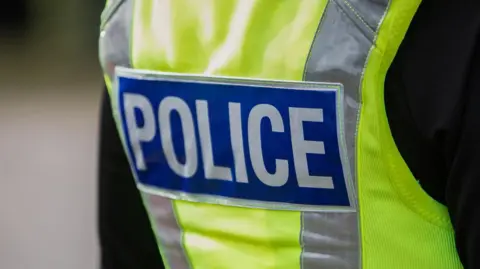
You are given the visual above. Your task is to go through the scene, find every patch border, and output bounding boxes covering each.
[113,66,356,212]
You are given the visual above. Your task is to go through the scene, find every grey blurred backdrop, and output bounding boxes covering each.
[1,1,105,268]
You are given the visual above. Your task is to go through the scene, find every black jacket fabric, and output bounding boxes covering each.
[98,1,480,268]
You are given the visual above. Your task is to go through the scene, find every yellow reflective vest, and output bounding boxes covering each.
[99,0,462,268]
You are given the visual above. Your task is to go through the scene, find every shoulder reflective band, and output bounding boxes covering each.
[115,67,355,211]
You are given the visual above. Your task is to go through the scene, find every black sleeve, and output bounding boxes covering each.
[385,1,480,268]
[445,36,480,269]
[98,89,165,269]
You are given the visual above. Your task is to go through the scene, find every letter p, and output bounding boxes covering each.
[123,93,156,171]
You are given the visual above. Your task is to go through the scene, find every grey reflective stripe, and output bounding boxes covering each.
[341,0,390,32]
[302,0,390,268]
[144,193,191,269]
[99,0,132,80]
[302,212,359,268]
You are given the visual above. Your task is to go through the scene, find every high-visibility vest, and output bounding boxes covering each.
[99,1,463,268]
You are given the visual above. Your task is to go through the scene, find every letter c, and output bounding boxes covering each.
[248,104,289,187]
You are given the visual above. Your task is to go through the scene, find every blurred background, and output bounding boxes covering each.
[0,1,104,268]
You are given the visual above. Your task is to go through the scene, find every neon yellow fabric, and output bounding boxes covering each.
[358,0,463,268]
[98,0,464,268]
[131,1,328,269]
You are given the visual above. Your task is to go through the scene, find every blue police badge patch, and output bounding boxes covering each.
[114,67,355,211]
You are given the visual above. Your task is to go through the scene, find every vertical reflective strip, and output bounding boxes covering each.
[99,0,132,91]
[301,212,359,269]
[99,0,134,162]
[143,193,191,269]
[304,0,386,178]
[99,0,133,140]
[334,0,389,33]
[302,1,390,268]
